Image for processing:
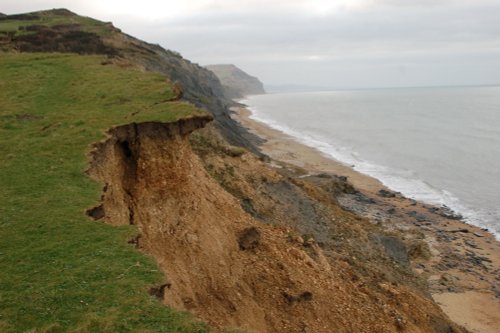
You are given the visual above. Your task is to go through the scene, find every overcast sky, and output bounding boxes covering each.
[3,0,500,89]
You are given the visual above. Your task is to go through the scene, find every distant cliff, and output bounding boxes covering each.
[205,64,265,99]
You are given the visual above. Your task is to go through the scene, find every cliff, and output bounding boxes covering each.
[0,52,211,332]
[206,64,266,99]
[87,117,463,333]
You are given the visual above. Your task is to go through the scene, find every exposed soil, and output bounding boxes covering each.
[87,116,467,333]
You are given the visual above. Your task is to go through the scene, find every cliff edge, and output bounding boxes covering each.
[87,117,464,333]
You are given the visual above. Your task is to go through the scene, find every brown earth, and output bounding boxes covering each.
[87,116,467,333]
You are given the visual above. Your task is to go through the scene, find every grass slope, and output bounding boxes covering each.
[0,53,208,332]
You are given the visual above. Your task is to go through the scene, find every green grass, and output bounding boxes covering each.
[0,53,209,332]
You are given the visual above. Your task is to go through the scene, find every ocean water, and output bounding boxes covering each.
[242,86,500,239]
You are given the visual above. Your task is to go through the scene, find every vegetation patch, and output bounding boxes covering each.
[0,9,115,43]
[15,26,117,54]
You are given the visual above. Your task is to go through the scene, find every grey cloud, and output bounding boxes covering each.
[2,0,500,88]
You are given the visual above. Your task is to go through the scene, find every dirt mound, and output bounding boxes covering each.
[87,117,465,333]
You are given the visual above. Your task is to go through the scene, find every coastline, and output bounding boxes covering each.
[231,104,500,333]
[234,106,385,192]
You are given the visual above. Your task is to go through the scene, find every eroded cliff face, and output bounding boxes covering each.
[87,117,465,333]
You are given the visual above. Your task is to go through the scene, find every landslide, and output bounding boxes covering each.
[0,8,261,152]
[87,118,466,333]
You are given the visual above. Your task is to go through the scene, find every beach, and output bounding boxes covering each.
[232,105,500,333]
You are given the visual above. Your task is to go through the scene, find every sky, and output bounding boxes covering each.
[3,0,500,89]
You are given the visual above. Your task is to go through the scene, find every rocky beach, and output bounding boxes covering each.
[232,105,500,333]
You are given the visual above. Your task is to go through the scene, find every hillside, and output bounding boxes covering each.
[206,64,266,99]
[0,9,470,333]
[0,8,261,152]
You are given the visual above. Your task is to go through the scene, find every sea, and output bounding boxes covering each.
[242,86,500,239]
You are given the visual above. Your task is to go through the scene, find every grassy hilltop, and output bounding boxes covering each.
[0,53,208,332]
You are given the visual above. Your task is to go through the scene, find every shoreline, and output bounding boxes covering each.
[231,104,500,333]
[234,105,385,193]
[239,99,499,242]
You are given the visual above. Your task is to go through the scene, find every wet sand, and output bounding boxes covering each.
[232,105,500,333]
[433,291,500,333]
